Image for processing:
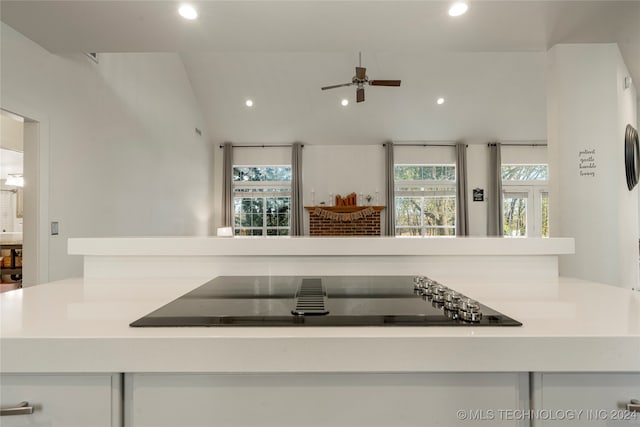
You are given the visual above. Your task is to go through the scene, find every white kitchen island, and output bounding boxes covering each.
[1,237,638,427]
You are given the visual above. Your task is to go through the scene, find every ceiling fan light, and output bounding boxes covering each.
[448,1,469,17]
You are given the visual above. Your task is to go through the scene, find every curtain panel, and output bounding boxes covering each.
[455,143,469,236]
[487,143,504,236]
[222,142,233,228]
[290,142,304,236]
[384,142,395,236]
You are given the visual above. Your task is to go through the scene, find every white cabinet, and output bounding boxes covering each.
[0,374,122,427]
[532,372,640,426]
[126,372,529,427]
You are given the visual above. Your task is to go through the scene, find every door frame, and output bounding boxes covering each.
[2,106,50,285]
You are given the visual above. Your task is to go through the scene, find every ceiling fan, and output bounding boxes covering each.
[321,53,401,103]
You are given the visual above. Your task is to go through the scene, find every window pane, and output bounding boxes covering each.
[395,227,422,237]
[541,192,549,238]
[394,164,456,237]
[422,166,435,180]
[423,196,456,236]
[395,164,456,182]
[234,196,290,235]
[235,228,263,236]
[266,213,277,227]
[395,197,422,227]
[233,166,292,182]
[503,196,527,237]
[395,166,420,180]
[501,165,548,181]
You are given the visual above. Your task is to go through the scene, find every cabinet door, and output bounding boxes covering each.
[0,374,122,427]
[127,372,529,427]
[533,372,640,426]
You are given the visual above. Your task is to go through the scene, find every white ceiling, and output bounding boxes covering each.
[1,1,638,144]
[1,1,637,62]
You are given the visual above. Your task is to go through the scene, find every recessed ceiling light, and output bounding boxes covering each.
[436,97,445,105]
[245,99,254,107]
[341,99,349,107]
[178,4,198,20]
[448,1,469,17]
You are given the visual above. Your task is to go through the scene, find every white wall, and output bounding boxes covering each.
[303,145,386,207]
[0,114,24,152]
[548,43,638,288]
[0,23,211,281]
[211,142,546,236]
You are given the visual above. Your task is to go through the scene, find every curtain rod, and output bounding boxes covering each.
[383,143,462,147]
[488,143,547,147]
[219,144,303,148]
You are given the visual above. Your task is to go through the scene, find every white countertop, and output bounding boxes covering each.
[1,275,638,374]
[68,236,575,257]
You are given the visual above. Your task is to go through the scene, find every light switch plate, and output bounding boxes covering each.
[51,221,59,235]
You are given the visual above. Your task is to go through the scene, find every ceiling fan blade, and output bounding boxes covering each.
[356,67,366,80]
[321,82,353,90]
[356,88,365,103]
[369,80,401,87]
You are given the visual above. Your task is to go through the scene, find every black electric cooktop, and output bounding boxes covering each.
[130,276,522,327]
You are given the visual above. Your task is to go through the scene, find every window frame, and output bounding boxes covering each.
[501,164,549,238]
[394,164,457,237]
[232,165,292,236]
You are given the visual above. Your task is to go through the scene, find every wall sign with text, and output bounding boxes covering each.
[578,148,596,178]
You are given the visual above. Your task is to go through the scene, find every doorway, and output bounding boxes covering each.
[1,111,24,291]
[0,108,48,290]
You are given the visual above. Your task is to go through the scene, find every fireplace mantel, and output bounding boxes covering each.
[304,206,385,213]
[305,206,385,236]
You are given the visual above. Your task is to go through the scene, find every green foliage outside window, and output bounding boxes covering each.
[503,196,527,237]
[541,193,549,237]
[395,195,455,236]
[394,164,456,237]
[233,166,291,182]
[395,165,455,181]
[501,165,549,238]
[501,165,548,181]
[233,166,291,236]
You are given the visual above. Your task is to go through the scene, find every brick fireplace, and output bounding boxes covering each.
[305,206,385,236]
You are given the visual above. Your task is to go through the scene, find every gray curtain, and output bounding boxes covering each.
[487,143,504,236]
[290,142,304,236]
[455,143,469,236]
[384,142,395,236]
[222,142,233,228]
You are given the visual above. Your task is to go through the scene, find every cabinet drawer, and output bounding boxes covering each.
[533,372,640,426]
[0,374,122,427]
[127,372,529,427]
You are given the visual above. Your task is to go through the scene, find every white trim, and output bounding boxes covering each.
[1,105,50,285]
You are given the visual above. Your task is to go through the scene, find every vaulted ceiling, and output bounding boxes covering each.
[1,1,638,144]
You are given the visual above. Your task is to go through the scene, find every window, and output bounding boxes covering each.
[233,166,291,236]
[502,164,549,237]
[394,165,456,237]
